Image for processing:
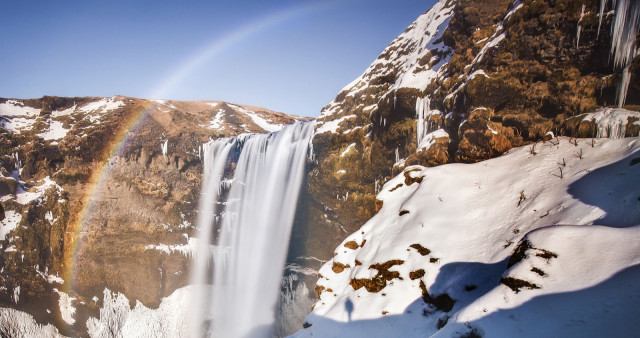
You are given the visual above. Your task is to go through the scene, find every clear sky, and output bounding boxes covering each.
[0,0,436,117]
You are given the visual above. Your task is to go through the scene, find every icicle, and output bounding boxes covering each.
[617,64,631,108]
[395,147,400,163]
[12,152,21,169]
[393,93,397,110]
[607,0,640,68]
[13,286,20,304]
[577,4,586,48]
[162,139,168,157]
[598,0,607,37]
[599,0,640,106]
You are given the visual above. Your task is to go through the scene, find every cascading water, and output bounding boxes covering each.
[190,137,237,338]
[190,121,314,338]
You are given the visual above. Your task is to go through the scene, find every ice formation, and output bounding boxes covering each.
[599,0,640,107]
[162,139,168,157]
[582,107,640,138]
[415,97,445,151]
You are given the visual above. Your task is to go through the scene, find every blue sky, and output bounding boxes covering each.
[1,0,435,117]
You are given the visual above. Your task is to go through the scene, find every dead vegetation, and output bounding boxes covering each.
[349,260,404,293]
[500,277,540,293]
[410,244,431,256]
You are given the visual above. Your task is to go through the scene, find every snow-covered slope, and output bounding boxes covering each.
[315,0,455,131]
[295,136,640,337]
[0,97,303,141]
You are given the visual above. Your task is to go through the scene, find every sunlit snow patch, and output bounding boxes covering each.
[0,211,21,241]
[54,289,76,325]
[37,120,70,140]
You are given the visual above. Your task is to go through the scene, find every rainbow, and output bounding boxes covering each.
[59,1,339,330]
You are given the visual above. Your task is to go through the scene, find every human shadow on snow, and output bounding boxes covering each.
[293,259,509,338]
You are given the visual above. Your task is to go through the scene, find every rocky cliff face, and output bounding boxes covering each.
[0,96,305,335]
[290,0,640,335]
[291,0,639,270]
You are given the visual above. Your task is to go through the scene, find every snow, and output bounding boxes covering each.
[473,32,506,66]
[79,97,124,114]
[468,69,488,80]
[487,124,498,135]
[0,100,40,117]
[144,238,195,257]
[340,143,357,157]
[317,0,455,125]
[417,128,449,151]
[35,268,64,285]
[0,308,63,337]
[295,137,640,337]
[469,1,522,69]
[14,176,63,205]
[581,107,640,138]
[79,97,125,123]
[37,120,69,140]
[0,210,21,240]
[51,105,76,118]
[1,117,37,133]
[244,110,284,132]
[228,104,285,133]
[435,225,640,338]
[151,99,177,110]
[45,211,55,224]
[387,1,455,91]
[316,114,356,134]
[445,1,524,104]
[86,287,189,338]
[54,289,76,325]
[336,170,347,174]
[209,109,225,130]
[0,100,40,134]
[504,0,523,22]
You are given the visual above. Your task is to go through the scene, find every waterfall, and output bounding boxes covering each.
[190,137,237,338]
[190,121,314,338]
